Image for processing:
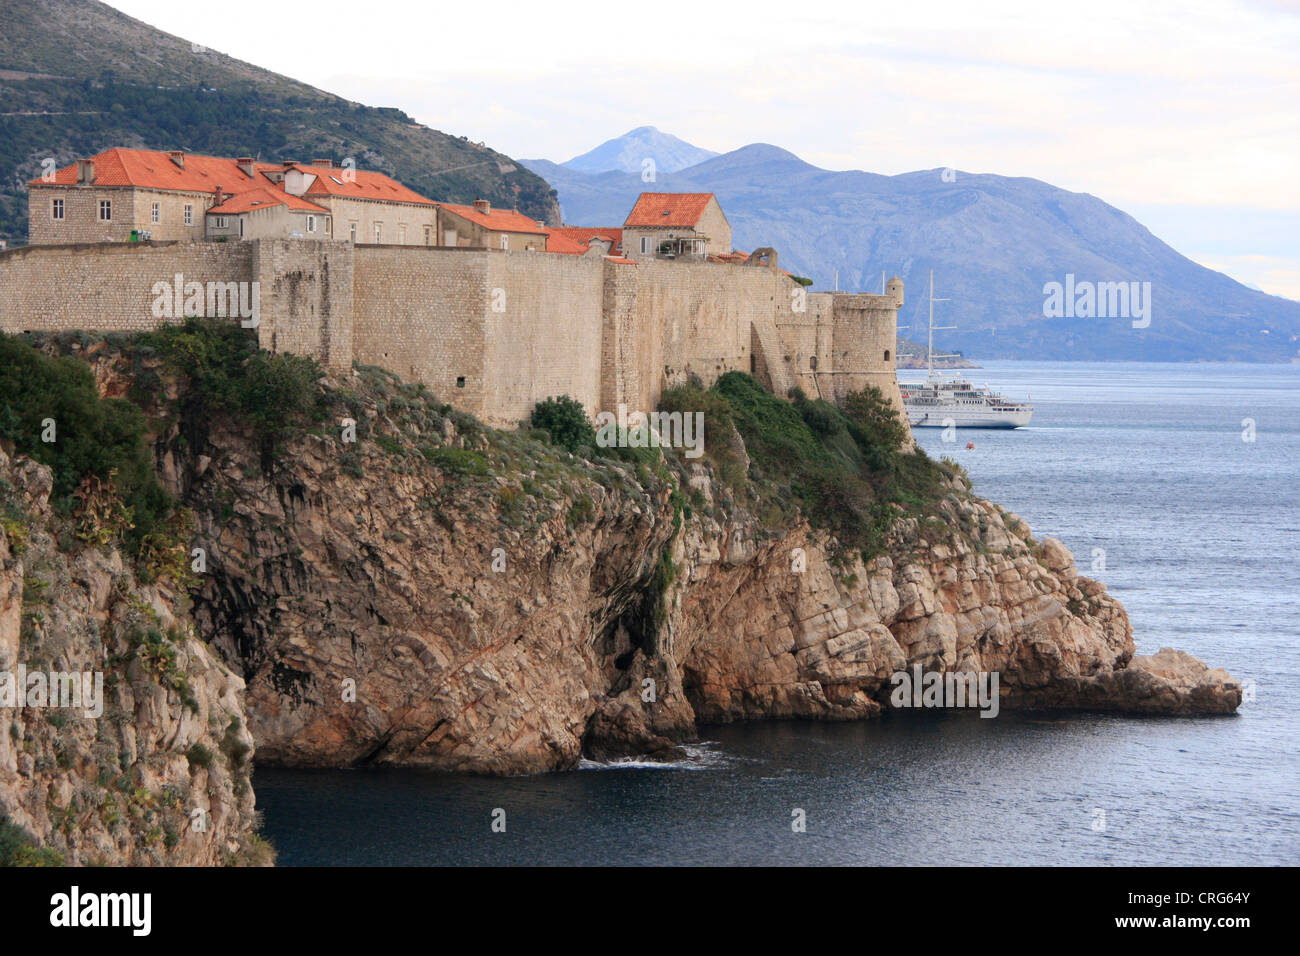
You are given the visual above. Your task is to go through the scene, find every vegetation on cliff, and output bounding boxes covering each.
[0,333,170,554]
[657,372,959,561]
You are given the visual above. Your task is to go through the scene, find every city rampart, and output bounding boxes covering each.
[0,238,905,430]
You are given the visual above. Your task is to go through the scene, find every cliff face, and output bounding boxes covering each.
[124,363,1235,776]
[0,447,266,865]
[9,337,1240,792]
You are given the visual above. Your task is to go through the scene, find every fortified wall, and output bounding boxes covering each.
[0,239,905,428]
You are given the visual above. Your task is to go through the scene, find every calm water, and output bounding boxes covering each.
[257,362,1300,865]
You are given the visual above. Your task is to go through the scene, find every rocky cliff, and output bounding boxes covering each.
[3,330,1241,799]
[0,446,267,865]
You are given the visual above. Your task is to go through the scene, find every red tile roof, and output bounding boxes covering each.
[291,163,435,206]
[438,202,548,235]
[553,226,623,251]
[544,231,590,255]
[29,149,434,207]
[30,148,277,192]
[624,193,716,228]
[208,186,327,215]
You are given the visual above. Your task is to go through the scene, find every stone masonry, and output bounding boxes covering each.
[0,239,905,426]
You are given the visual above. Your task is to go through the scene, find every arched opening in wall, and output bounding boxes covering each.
[809,355,818,370]
[456,376,466,388]
[883,349,891,362]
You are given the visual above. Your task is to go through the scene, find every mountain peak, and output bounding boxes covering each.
[562,127,719,175]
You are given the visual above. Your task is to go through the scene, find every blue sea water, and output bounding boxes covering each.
[256,362,1300,866]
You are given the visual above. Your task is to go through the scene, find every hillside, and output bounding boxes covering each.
[0,0,559,246]
[526,138,1300,362]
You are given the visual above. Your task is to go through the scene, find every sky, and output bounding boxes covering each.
[104,0,1300,298]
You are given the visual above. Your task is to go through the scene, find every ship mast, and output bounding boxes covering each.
[927,269,955,382]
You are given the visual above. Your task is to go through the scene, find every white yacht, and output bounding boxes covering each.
[901,271,1034,429]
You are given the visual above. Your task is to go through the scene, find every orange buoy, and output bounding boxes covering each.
[966,441,975,450]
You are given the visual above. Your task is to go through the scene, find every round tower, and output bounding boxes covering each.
[887,276,904,309]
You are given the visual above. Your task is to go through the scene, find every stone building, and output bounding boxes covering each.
[623,193,731,260]
[436,200,549,251]
[278,160,438,245]
[26,149,438,246]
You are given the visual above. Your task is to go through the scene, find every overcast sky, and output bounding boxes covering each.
[105,0,1300,297]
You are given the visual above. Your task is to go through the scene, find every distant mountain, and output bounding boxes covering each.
[553,126,718,175]
[525,142,1300,362]
[0,0,558,246]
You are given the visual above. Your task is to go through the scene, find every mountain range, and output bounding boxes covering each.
[525,135,1300,362]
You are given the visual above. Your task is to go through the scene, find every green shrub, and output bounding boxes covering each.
[529,396,595,455]
[0,815,63,867]
[696,372,948,559]
[421,446,489,477]
[0,333,172,552]
[185,743,214,770]
[137,318,327,467]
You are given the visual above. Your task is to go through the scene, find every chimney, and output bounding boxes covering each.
[213,185,225,208]
[76,159,95,185]
[473,199,490,215]
[536,220,545,229]
[168,150,185,169]
[237,157,255,178]
[312,158,333,168]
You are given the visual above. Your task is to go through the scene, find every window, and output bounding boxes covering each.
[51,199,64,220]
[374,223,382,243]
[151,202,160,223]
[184,204,193,226]
[499,234,509,250]
[239,219,244,238]
[424,225,431,246]
[349,222,357,242]
[325,217,332,237]
[398,224,406,244]
[456,376,466,388]
[444,228,457,247]
[884,349,891,362]
[98,199,112,221]
[307,215,316,233]
[213,216,228,228]
[640,236,651,254]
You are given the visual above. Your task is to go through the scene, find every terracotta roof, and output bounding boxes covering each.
[30,148,275,192]
[28,149,434,208]
[208,186,327,215]
[624,193,716,228]
[544,231,589,255]
[438,202,548,235]
[553,226,623,251]
[291,163,435,206]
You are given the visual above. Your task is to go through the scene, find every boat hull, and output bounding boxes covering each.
[906,406,1034,428]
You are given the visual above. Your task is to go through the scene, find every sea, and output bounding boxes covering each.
[256,361,1300,866]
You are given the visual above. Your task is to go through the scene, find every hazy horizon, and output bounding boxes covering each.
[99,0,1300,299]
